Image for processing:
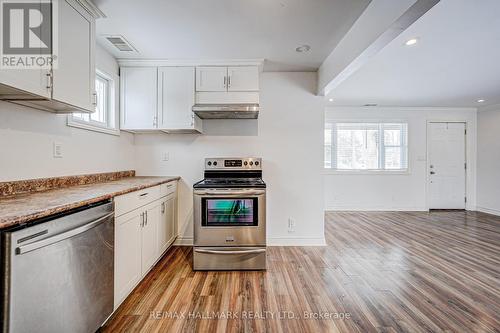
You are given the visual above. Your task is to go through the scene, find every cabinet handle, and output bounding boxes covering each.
[46,72,52,89]
[228,76,231,88]
[92,92,97,106]
[161,202,165,213]
[145,211,148,226]
[223,76,227,88]
[139,192,149,198]
[140,212,144,227]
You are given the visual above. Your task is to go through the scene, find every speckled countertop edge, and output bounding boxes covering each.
[0,176,180,230]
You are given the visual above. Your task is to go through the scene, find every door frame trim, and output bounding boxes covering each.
[425,120,468,211]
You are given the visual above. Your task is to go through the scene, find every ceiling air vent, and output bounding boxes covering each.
[103,35,138,53]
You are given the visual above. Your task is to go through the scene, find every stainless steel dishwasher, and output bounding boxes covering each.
[1,201,114,333]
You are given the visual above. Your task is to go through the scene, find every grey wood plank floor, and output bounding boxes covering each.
[103,210,500,332]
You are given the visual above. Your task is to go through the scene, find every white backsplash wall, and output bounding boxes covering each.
[134,72,325,246]
[0,45,135,181]
[324,107,477,211]
[476,105,500,215]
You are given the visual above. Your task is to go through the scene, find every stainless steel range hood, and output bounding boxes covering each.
[192,104,259,119]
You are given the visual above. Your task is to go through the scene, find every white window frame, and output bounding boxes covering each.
[67,69,120,136]
[324,121,409,174]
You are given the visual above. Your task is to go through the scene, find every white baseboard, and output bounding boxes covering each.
[476,206,500,216]
[267,237,326,246]
[174,237,327,247]
[174,237,193,246]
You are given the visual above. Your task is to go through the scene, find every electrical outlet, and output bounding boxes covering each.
[288,218,295,233]
[53,142,63,158]
[162,152,169,161]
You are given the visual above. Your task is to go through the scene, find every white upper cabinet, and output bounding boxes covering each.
[195,67,227,92]
[120,67,158,130]
[227,67,259,91]
[0,68,50,99]
[0,0,49,98]
[0,0,97,112]
[195,66,259,93]
[120,66,201,133]
[158,67,200,132]
[52,0,95,111]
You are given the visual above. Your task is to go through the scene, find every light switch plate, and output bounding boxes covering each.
[53,142,63,158]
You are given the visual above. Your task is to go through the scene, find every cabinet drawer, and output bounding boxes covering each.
[160,181,177,197]
[114,185,161,217]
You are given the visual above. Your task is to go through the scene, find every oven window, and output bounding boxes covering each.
[202,198,258,226]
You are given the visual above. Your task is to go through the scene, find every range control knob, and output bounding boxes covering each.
[207,161,212,166]
[255,161,259,166]
[213,161,218,166]
[244,161,248,166]
[249,161,254,166]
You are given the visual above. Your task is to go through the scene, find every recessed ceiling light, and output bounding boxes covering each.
[477,99,485,103]
[405,38,419,46]
[329,98,334,102]
[296,45,311,53]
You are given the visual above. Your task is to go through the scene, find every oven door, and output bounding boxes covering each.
[194,188,266,247]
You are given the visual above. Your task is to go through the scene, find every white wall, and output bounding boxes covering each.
[324,107,477,211]
[0,45,135,181]
[134,72,325,246]
[476,105,500,215]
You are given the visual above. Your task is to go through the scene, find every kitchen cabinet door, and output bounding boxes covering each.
[158,67,199,131]
[227,67,259,92]
[158,195,176,256]
[120,67,158,130]
[196,67,227,92]
[52,0,95,111]
[141,202,160,275]
[0,69,50,99]
[173,196,178,238]
[115,210,142,308]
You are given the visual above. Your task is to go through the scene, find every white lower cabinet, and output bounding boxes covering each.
[158,194,176,255]
[113,182,177,309]
[140,201,161,275]
[114,210,142,306]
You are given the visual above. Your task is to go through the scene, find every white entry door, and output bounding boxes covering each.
[428,122,466,209]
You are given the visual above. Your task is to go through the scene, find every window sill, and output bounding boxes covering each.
[323,169,410,175]
[67,118,120,136]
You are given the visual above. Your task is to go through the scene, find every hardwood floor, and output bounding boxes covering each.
[103,211,500,332]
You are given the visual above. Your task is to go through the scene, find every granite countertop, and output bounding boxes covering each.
[0,176,180,230]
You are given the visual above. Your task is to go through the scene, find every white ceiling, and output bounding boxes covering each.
[328,0,500,108]
[93,0,370,71]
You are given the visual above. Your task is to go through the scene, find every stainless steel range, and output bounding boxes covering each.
[193,157,266,270]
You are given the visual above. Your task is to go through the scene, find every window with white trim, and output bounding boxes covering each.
[324,122,408,171]
[68,70,118,135]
